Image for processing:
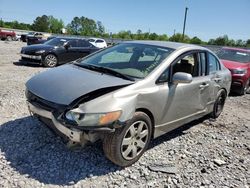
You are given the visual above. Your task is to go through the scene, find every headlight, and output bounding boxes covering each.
[231,69,247,75]
[36,50,45,54]
[65,110,122,126]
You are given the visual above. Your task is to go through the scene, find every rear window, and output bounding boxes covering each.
[217,49,250,63]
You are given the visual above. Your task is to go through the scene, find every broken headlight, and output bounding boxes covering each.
[65,110,122,126]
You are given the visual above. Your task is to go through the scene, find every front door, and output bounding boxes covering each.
[156,51,212,134]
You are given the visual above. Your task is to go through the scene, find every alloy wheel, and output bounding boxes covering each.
[121,120,149,160]
[45,54,57,67]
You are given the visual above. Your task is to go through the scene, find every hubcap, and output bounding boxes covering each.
[45,55,57,67]
[121,121,149,160]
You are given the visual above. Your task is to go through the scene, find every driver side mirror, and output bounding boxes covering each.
[172,72,192,84]
[63,42,70,50]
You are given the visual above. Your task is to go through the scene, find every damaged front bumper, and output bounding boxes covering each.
[27,102,83,143]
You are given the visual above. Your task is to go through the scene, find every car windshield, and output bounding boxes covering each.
[44,38,68,47]
[217,49,250,63]
[77,43,174,79]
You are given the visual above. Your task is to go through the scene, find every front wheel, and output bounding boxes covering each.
[43,54,58,67]
[239,79,250,95]
[103,112,152,167]
[210,90,227,119]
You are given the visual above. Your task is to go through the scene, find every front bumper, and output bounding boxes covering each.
[27,102,82,142]
[21,54,42,61]
[230,74,248,91]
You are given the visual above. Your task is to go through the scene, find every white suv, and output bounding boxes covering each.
[88,38,107,48]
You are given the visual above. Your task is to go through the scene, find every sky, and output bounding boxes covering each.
[0,0,249,41]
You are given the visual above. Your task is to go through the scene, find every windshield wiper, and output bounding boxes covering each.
[75,63,135,81]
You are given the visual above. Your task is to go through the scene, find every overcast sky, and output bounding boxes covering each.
[0,0,249,41]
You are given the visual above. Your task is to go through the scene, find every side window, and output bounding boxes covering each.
[78,40,91,47]
[208,53,221,74]
[172,53,200,77]
[96,39,104,43]
[68,40,77,47]
[157,68,169,83]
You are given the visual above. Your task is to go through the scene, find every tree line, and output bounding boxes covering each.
[0,15,249,47]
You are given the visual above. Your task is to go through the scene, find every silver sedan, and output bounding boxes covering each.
[26,41,231,166]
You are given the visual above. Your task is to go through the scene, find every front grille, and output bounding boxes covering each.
[26,90,67,112]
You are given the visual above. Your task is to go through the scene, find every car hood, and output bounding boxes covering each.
[22,44,54,53]
[26,64,134,105]
[221,59,249,70]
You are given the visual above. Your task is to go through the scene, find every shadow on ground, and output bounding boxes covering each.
[0,115,206,185]
[13,60,42,68]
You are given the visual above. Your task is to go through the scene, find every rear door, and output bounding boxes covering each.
[77,40,94,58]
[61,39,79,62]
[207,52,223,99]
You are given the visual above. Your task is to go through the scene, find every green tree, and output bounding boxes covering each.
[32,15,49,32]
[190,36,202,44]
[157,34,168,41]
[67,16,81,35]
[246,39,250,48]
[79,16,97,36]
[96,21,105,36]
[169,33,190,43]
[213,35,229,46]
[48,16,64,33]
[235,39,245,47]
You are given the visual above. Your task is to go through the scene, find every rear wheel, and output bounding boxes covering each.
[211,90,227,119]
[6,36,12,41]
[103,112,152,167]
[43,54,58,67]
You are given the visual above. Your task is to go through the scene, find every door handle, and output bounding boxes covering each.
[213,77,222,82]
[199,83,209,89]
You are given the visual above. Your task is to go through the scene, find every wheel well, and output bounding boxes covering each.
[220,88,227,97]
[136,108,155,138]
[43,53,58,62]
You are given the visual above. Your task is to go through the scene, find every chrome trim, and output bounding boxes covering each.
[27,102,82,142]
[21,54,41,60]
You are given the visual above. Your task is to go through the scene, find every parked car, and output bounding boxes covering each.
[0,29,16,41]
[88,37,107,48]
[21,32,39,42]
[25,41,231,166]
[217,47,250,95]
[15,34,21,41]
[21,37,99,67]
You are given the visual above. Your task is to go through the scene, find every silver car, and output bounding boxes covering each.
[25,41,231,166]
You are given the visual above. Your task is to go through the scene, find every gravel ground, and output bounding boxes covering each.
[0,40,249,188]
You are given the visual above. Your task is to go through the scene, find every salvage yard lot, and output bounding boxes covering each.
[0,41,249,187]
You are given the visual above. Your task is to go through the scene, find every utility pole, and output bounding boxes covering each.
[182,7,188,41]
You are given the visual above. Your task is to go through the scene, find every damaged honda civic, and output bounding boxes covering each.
[25,41,231,166]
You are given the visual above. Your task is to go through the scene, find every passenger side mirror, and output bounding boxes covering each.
[172,72,192,84]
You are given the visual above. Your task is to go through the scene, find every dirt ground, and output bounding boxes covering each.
[0,41,249,188]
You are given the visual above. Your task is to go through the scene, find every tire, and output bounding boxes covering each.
[6,36,12,41]
[210,90,227,119]
[43,54,58,67]
[239,79,250,95]
[103,111,152,167]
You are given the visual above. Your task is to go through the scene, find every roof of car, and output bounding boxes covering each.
[124,40,205,50]
[55,36,87,40]
[222,47,250,53]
